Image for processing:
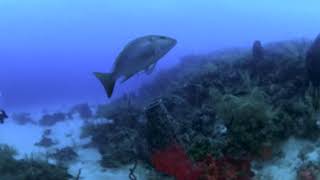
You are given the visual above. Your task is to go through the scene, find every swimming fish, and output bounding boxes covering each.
[0,110,8,124]
[94,35,177,98]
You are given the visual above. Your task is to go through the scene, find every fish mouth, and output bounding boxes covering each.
[169,38,178,47]
[171,38,177,44]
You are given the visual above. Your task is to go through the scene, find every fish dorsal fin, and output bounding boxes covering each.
[145,63,156,75]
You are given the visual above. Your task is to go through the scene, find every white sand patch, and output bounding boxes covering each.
[0,110,147,180]
[0,121,44,158]
[255,137,320,180]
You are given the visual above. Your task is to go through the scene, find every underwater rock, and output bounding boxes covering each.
[11,112,35,125]
[297,162,320,180]
[81,100,147,168]
[84,122,143,168]
[49,146,78,166]
[70,103,93,120]
[252,40,264,60]
[43,129,52,136]
[0,144,72,180]
[145,98,177,151]
[35,129,57,147]
[181,84,208,107]
[95,100,143,129]
[306,34,320,87]
[213,121,228,136]
[35,136,57,148]
[257,143,274,161]
[190,104,216,136]
[215,89,285,157]
[187,135,215,161]
[98,127,141,168]
[39,112,67,126]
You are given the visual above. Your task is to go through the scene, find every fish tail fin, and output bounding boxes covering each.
[94,72,116,98]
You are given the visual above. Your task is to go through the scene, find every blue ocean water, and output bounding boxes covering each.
[1,0,319,110]
[1,1,320,179]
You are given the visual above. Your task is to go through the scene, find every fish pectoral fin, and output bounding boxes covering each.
[145,63,156,75]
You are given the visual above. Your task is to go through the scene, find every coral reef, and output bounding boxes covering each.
[0,144,72,180]
[35,129,57,147]
[252,40,264,60]
[49,146,78,166]
[297,162,320,180]
[306,34,320,87]
[82,102,145,168]
[145,99,177,151]
[215,88,284,156]
[70,103,93,120]
[80,38,320,179]
[34,136,57,148]
[11,112,35,125]
[39,112,67,126]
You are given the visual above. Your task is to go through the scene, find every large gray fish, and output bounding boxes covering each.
[94,35,177,98]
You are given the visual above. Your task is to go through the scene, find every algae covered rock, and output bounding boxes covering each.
[0,144,72,180]
[145,98,177,152]
[306,34,320,87]
[34,136,57,148]
[49,146,78,166]
[35,129,57,148]
[70,103,93,120]
[252,40,264,60]
[39,112,67,126]
[84,122,142,168]
[11,112,35,125]
[83,101,146,168]
[297,162,320,180]
[215,88,284,156]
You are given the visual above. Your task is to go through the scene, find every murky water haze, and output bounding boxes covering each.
[0,0,319,110]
